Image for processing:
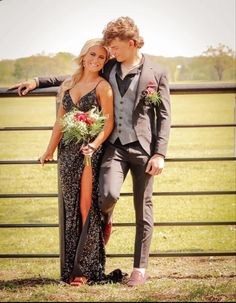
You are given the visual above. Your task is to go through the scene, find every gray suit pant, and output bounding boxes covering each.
[99,141,154,268]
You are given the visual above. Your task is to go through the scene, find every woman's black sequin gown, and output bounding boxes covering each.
[58,88,105,284]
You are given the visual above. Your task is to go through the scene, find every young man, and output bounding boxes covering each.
[12,17,171,287]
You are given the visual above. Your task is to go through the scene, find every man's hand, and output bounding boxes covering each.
[145,154,165,176]
[9,79,37,96]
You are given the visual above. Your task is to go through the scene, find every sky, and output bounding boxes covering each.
[0,0,235,59]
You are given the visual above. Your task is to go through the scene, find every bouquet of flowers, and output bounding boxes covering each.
[61,106,106,165]
[141,81,161,106]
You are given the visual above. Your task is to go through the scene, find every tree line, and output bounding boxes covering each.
[0,44,235,85]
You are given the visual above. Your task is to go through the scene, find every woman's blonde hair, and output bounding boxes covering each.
[59,38,109,101]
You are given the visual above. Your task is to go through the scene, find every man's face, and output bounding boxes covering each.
[108,38,132,62]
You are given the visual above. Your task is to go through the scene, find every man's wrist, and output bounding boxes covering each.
[33,77,39,88]
[154,153,165,159]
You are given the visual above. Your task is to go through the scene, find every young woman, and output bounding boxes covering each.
[39,39,114,285]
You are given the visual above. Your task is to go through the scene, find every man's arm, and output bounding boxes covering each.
[154,71,171,157]
[37,75,69,88]
[9,75,69,96]
[145,70,171,176]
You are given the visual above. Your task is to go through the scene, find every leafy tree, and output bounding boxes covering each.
[202,43,235,80]
[1,47,235,85]
[0,60,15,84]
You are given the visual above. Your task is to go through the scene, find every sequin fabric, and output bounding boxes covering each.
[58,88,106,284]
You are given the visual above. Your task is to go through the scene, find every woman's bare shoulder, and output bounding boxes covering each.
[97,78,112,92]
[98,77,111,87]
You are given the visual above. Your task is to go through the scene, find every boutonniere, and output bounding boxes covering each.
[141,81,161,106]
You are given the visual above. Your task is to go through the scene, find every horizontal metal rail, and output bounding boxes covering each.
[169,83,236,94]
[165,157,236,162]
[0,252,235,258]
[0,191,235,199]
[0,194,59,198]
[1,123,235,131]
[0,126,53,131]
[0,87,59,97]
[1,222,235,228]
[171,123,236,128]
[0,157,235,165]
[1,83,236,97]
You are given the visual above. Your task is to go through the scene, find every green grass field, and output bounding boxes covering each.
[0,93,235,302]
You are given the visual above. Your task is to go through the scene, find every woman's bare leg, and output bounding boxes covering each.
[80,163,92,225]
[70,163,92,285]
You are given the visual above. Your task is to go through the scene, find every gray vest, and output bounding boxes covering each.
[108,65,140,145]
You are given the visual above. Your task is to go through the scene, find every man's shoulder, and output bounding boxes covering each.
[104,58,117,73]
[143,54,168,76]
[101,58,117,80]
[105,58,117,68]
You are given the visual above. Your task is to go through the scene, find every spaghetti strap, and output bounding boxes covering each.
[94,79,105,89]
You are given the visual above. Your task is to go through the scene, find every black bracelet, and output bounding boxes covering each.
[87,144,96,151]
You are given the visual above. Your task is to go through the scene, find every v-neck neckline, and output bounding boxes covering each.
[67,87,96,106]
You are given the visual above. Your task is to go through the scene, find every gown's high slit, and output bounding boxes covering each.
[80,163,93,226]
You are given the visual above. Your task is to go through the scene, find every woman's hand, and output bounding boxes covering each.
[39,151,54,166]
[80,143,97,157]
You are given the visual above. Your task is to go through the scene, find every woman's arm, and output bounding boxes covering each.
[39,101,66,166]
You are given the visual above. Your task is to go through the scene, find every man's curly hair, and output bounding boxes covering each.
[103,16,144,48]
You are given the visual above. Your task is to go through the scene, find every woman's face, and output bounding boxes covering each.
[83,45,107,72]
